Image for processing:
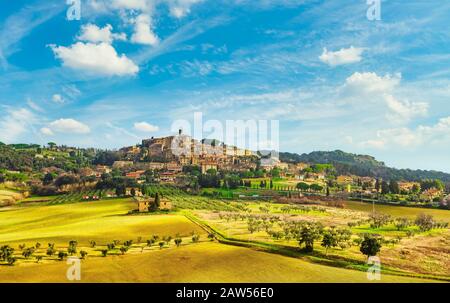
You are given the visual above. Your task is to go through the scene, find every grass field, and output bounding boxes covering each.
[0,242,436,283]
[194,199,450,280]
[0,199,205,246]
[0,193,448,282]
[343,200,450,221]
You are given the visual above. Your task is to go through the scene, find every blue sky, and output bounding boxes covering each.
[1,0,450,172]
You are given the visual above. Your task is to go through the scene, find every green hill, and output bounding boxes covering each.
[280,150,450,182]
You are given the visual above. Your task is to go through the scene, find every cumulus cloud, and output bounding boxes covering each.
[342,72,401,95]
[134,121,159,132]
[47,118,90,134]
[0,108,36,143]
[50,42,139,76]
[131,14,159,46]
[319,46,364,66]
[40,127,54,136]
[360,116,450,149]
[77,23,126,44]
[340,72,429,123]
[167,0,203,18]
[384,94,428,123]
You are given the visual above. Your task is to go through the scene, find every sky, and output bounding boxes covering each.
[0,0,450,172]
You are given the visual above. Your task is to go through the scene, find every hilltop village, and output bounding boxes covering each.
[0,132,449,209]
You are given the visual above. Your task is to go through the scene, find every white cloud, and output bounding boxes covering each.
[51,42,139,76]
[384,94,428,122]
[40,127,54,136]
[134,121,159,132]
[131,14,159,46]
[319,46,364,66]
[77,23,126,44]
[47,118,90,134]
[167,0,203,18]
[27,99,44,112]
[52,94,64,103]
[342,72,401,95]
[112,0,149,10]
[0,108,36,143]
[360,116,450,149]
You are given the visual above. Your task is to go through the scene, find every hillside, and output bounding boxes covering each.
[280,150,450,182]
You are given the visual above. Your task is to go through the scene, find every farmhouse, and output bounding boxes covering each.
[398,182,420,193]
[135,197,172,212]
[125,170,145,179]
[420,188,442,201]
[137,200,150,212]
[159,200,172,211]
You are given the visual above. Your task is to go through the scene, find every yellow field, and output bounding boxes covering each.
[0,242,436,283]
[0,199,205,246]
[344,201,450,221]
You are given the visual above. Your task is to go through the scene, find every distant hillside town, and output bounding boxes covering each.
[0,133,449,209]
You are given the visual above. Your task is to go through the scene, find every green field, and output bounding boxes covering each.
[0,193,448,282]
[0,199,204,246]
[0,242,435,283]
[343,200,450,221]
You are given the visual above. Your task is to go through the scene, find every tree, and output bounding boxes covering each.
[22,247,35,259]
[101,249,108,257]
[48,142,57,150]
[46,243,55,256]
[310,183,323,192]
[298,223,323,252]
[0,245,14,262]
[7,257,16,266]
[54,175,80,188]
[147,237,156,246]
[389,180,400,194]
[369,212,391,228]
[411,184,421,194]
[155,192,160,208]
[80,250,88,259]
[68,240,77,255]
[296,182,309,191]
[420,179,444,192]
[381,181,390,195]
[326,186,330,196]
[394,217,410,231]
[359,234,382,259]
[192,234,200,243]
[415,213,434,231]
[321,229,338,255]
[58,251,68,261]
[174,237,182,247]
[43,173,55,185]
